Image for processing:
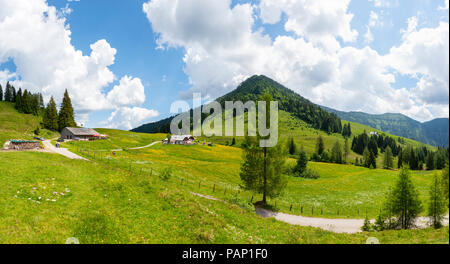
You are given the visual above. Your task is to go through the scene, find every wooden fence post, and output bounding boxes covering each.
[290,204,293,211]
[301,206,303,214]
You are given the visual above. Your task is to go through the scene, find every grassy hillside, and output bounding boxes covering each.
[200,110,435,169]
[63,138,444,219]
[0,151,448,244]
[0,101,58,145]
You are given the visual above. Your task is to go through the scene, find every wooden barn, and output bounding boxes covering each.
[60,127,100,141]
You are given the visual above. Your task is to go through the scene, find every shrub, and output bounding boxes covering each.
[159,167,172,181]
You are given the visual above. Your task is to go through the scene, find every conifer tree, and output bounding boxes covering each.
[363,147,370,167]
[426,152,435,170]
[315,135,325,156]
[0,84,3,101]
[344,138,350,163]
[58,89,76,131]
[11,85,16,102]
[288,137,297,155]
[383,146,394,169]
[368,150,377,169]
[4,81,11,102]
[294,146,308,176]
[390,167,422,229]
[15,88,23,112]
[43,97,59,131]
[442,164,449,205]
[428,173,446,228]
[331,140,343,164]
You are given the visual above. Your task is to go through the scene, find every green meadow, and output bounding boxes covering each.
[0,151,448,244]
[66,139,443,219]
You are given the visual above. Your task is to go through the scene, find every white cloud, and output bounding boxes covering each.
[259,0,358,46]
[143,0,448,122]
[0,0,158,129]
[143,0,448,120]
[107,75,146,106]
[386,20,449,107]
[105,107,159,130]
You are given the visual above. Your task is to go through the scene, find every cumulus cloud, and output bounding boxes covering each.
[143,0,448,122]
[105,107,159,130]
[386,20,449,106]
[107,75,146,106]
[259,0,358,48]
[0,0,158,129]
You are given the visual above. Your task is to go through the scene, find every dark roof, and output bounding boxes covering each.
[64,127,99,136]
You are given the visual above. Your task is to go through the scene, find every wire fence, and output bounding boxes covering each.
[74,146,378,218]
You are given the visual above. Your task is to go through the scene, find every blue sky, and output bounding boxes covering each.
[0,0,448,129]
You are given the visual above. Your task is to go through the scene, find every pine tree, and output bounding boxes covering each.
[288,137,297,155]
[389,167,422,229]
[398,148,403,169]
[11,85,16,102]
[344,138,350,163]
[368,150,377,169]
[442,164,449,205]
[15,88,23,112]
[21,90,32,114]
[331,140,343,164]
[240,93,287,205]
[0,84,3,101]
[428,173,446,228]
[315,135,325,155]
[368,136,378,157]
[43,97,59,131]
[426,152,435,170]
[363,147,370,168]
[383,146,394,169]
[294,146,308,176]
[58,89,76,131]
[4,81,11,102]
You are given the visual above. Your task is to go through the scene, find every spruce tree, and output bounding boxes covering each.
[15,88,23,112]
[442,164,449,205]
[363,147,370,168]
[344,138,350,163]
[368,150,377,169]
[58,89,76,131]
[331,140,343,164]
[288,137,297,155]
[240,93,287,205]
[4,81,11,102]
[43,97,59,131]
[426,152,435,170]
[315,135,325,156]
[428,173,446,228]
[294,146,308,176]
[0,84,3,101]
[389,167,422,229]
[383,146,394,169]
[11,86,16,102]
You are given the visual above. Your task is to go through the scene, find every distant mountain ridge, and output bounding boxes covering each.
[132,75,448,147]
[321,106,449,147]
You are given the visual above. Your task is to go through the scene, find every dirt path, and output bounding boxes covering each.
[127,141,161,150]
[42,140,89,161]
[192,191,449,234]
